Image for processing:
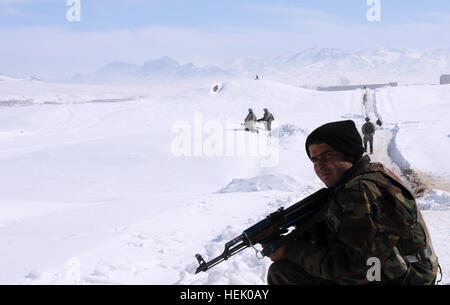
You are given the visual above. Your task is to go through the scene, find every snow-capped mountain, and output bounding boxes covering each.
[72,57,233,84]
[230,48,450,87]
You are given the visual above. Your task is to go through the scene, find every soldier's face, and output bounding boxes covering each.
[308,143,353,188]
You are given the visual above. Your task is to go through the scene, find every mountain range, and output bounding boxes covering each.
[70,56,234,84]
[5,47,450,87]
[229,47,450,87]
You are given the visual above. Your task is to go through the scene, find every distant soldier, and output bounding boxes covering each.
[257,108,275,131]
[255,75,260,80]
[362,117,376,154]
[244,108,258,133]
[363,86,368,105]
[376,118,383,127]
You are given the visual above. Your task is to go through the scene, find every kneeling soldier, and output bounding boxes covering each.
[266,120,439,285]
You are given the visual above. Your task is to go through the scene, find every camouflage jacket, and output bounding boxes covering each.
[284,156,439,285]
[362,122,376,136]
[245,112,257,122]
[257,112,274,122]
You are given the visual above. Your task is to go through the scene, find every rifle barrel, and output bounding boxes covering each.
[195,234,249,273]
[193,188,329,273]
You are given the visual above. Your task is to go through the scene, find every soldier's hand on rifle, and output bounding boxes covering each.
[263,244,287,262]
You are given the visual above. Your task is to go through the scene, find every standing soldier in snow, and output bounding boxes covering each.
[265,120,440,285]
[363,86,368,105]
[257,108,275,131]
[244,108,258,133]
[362,117,376,155]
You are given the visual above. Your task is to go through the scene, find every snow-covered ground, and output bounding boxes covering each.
[0,78,448,284]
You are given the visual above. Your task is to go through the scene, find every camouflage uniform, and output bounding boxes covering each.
[244,111,257,132]
[268,155,439,285]
[257,111,275,131]
[362,122,376,154]
[245,112,257,123]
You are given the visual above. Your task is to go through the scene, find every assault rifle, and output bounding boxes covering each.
[195,188,329,274]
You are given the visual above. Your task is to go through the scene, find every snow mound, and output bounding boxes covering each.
[388,124,411,169]
[276,124,309,152]
[417,189,450,211]
[341,113,365,120]
[217,174,302,193]
[278,124,308,138]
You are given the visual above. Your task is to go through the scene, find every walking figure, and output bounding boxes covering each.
[362,117,376,154]
[363,86,368,105]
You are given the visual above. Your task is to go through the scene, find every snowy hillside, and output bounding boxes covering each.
[0,77,449,284]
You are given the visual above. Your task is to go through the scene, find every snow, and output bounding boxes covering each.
[0,77,449,285]
[376,85,450,181]
[217,174,311,193]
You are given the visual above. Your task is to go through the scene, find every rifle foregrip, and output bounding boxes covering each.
[261,244,277,257]
[261,236,289,257]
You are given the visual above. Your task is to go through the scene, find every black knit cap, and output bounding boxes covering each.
[305,120,364,162]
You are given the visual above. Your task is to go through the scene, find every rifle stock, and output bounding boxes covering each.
[195,188,329,274]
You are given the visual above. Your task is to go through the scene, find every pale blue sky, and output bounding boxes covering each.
[1,0,450,77]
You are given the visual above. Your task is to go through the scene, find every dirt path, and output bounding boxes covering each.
[416,171,450,193]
